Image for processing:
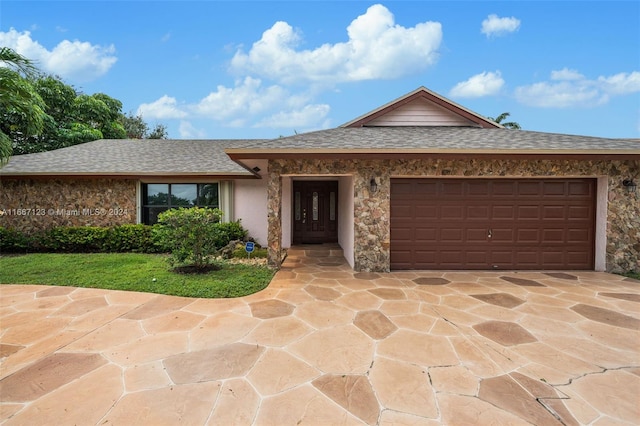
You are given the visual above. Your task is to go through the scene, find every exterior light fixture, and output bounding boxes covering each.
[622,179,637,193]
[370,178,378,193]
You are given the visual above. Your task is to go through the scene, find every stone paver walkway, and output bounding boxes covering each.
[1,246,639,425]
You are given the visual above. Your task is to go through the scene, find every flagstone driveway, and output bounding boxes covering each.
[1,247,639,425]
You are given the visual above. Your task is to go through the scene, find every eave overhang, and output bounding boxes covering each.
[226,148,640,162]
[0,172,257,180]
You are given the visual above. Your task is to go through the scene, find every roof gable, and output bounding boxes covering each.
[341,86,502,129]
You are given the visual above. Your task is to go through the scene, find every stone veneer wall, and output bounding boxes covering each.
[268,158,639,273]
[0,178,137,233]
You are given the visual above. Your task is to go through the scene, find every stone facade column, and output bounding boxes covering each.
[267,161,283,268]
[353,167,391,272]
[606,160,640,273]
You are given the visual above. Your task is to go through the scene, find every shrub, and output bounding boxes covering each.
[104,224,164,253]
[153,207,229,270]
[0,219,247,256]
[0,227,32,252]
[1,224,163,253]
[39,226,110,252]
[214,221,248,248]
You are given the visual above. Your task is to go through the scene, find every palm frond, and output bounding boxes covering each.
[0,47,39,77]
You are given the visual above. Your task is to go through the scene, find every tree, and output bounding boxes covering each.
[121,112,168,139]
[147,123,168,139]
[4,71,167,155]
[121,112,148,139]
[488,112,521,129]
[0,47,46,165]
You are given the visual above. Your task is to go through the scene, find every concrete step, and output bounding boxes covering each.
[287,244,343,259]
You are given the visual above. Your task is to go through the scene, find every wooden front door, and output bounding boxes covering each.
[293,181,338,244]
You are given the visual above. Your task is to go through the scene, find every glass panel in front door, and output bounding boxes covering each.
[312,192,319,221]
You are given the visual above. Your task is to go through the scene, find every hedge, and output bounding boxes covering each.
[0,221,250,254]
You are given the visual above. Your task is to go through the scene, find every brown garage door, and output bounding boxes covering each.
[390,179,595,270]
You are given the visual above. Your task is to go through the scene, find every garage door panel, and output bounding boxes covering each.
[391,227,415,242]
[491,251,515,265]
[518,181,543,196]
[568,229,591,243]
[568,206,591,219]
[391,181,415,195]
[440,228,464,242]
[440,250,464,265]
[414,182,438,195]
[441,205,464,219]
[466,229,488,242]
[542,229,565,242]
[391,205,413,218]
[466,251,490,265]
[492,205,515,219]
[542,181,567,196]
[516,229,539,243]
[440,182,464,196]
[542,206,566,219]
[468,181,490,196]
[414,250,438,267]
[491,228,514,243]
[415,205,438,219]
[468,206,489,219]
[568,181,593,196]
[415,228,437,241]
[493,181,517,196]
[517,206,541,219]
[515,251,540,266]
[390,178,595,270]
[567,251,591,266]
[542,251,566,267]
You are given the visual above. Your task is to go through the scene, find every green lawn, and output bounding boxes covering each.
[0,253,275,298]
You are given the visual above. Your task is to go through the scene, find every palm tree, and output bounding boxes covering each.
[488,112,521,129]
[0,47,46,166]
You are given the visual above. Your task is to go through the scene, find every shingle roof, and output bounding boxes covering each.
[0,139,264,176]
[225,127,640,154]
[2,128,638,178]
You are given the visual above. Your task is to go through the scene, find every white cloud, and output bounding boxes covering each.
[255,104,331,128]
[137,95,188,119]
[449,71,505,98]
[178,121,206,139]
[515,69,640,108]
[0,28,117,82]
[597,71,640,95]
[195,78,330,129]
[194,77,290,120]
[140,77,330,131]
[515,82,604,108]
[481,14,521,37]
[551,68,584,81]
[230,4,442,84]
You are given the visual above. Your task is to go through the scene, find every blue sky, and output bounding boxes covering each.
[1,1,639,139]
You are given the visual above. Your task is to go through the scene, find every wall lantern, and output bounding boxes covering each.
[622,179,637,193]
[370,178,378,193]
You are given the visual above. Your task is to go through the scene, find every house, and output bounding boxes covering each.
[2,87,639,273]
